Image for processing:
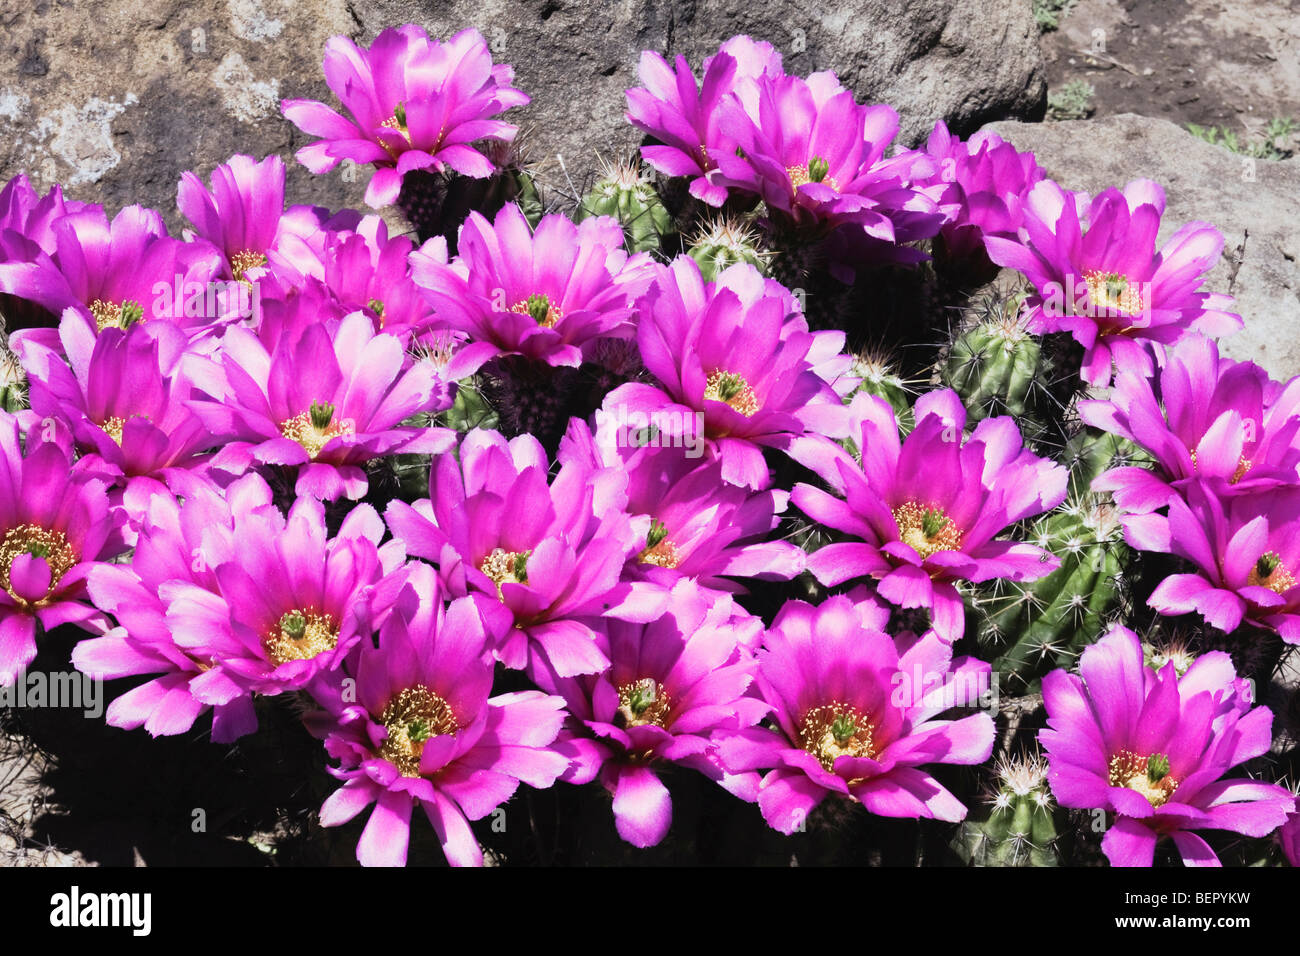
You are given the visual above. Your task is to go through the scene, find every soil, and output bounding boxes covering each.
[1043,0,1300,136]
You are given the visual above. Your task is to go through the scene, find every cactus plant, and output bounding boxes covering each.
[953,755,1062,866]
[974,494,1130,694]
[576,158,673,255]
[687,216,769,281]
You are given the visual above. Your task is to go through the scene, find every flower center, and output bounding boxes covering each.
[511,293,562,328]
[892,502,963,559]
[799,702,877,772]
[704,369,760,417]
[0,524,77,605]
[378,103,410,158]
[1083,270,1144,319]
[89,299,144,332]
[1249,551,1295,594]
[616,678,672,729]
[479,547,530,599]
[379,684,459,778]
[263,608,340,665]
[279,401,353,459]
[787,156,839,191]
[1108,750,1177,808]
[638,519,681,569]
[230,250,268,283]
[100,413,151,446]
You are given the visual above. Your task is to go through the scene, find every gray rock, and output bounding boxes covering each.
[985,114,1300,381]
[0,0,372,232]
[356,0,1046,182]
[1,0,1046,229]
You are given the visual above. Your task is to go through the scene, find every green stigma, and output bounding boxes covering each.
[808,156,830,183]
[309,400,335,430]
[920,508,947,539]
[279,610,307,640]
[406,718,434,744]
[120,301,144,327]
[713,372,746,402]
[524,293,552,325]
[513,550,531,582]
[368,298,385,318]
[1147,753,1171,783]
[1256,552,1282,578]
[830,714,857,743]
[393,102,408,128]
[627,683,657,716]
[646,519,669,550]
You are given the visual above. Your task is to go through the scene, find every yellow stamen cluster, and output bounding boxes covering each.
[230,250,268,283]
[1083,269,1143,318]
[89,298,144,332]
[617,678,672,728]
[891,501,963,559]
[99,413,151,446]
[263,609,339,665]
[639,538,682,569]
[0,524,77,604]
[510,296,563,329]
[379,684,460,778]
[1107,750,1178,808]
[787,165,840,192]
[1248,551,1296,594]
[799,702,877,773]
[479,547,530,599]
[703,369,760,417]
[279,410,354,459]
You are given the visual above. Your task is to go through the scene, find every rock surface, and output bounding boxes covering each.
[0,0,371,231]
[986,113,1300,381]
[0,0,1046,227]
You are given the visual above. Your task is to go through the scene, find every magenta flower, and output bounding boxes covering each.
[282,26,528,208]
[308,563,570,866]
[17,316,228,513]
[984,178,1242,385]
[177,153,360,288]
[272,214,442,343]
[1080,334,1300,514]
[624,35,783,206]
[0,412,125,684]
[1039,625,1292,866]
[792,389,1067,642]
[410,203,654,368]
[1280,798,1300,866]
[710,71,943,272]
[0,174,90,329]
[530,580,768,847]
[112,475,394,730]
[384,428,643,678]
[1,204,226,350]
[195,312,455,500]
[921,120,1045,263]
[1124,482,1300,644]
[603,257,853,489]
[561,420,805,599]
[72,472,275,741]
[717,589,995,832]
